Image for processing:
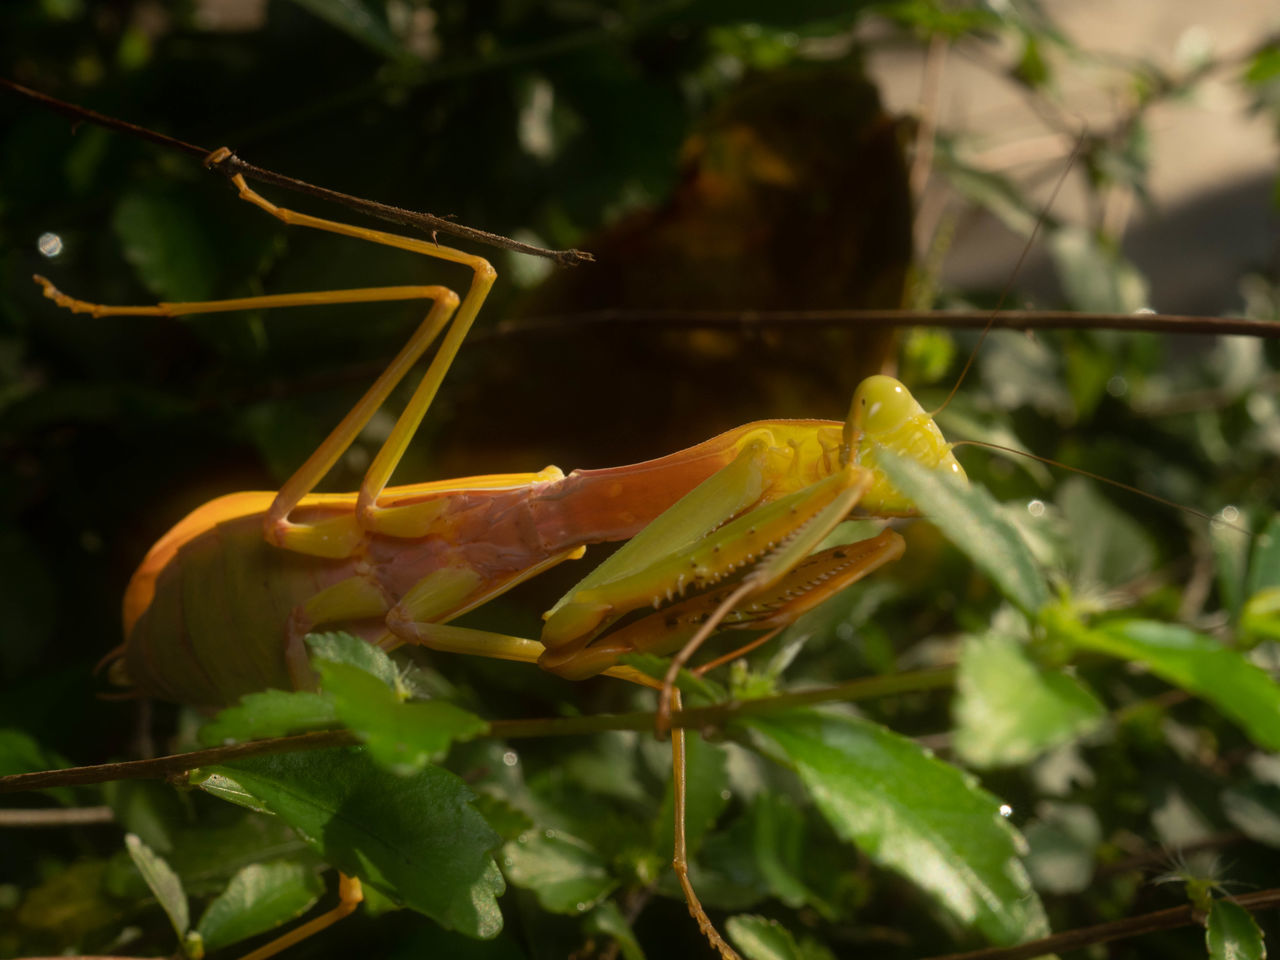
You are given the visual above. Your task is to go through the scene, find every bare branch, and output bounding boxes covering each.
[0,77,593,267]
[501,307,1280,338]
[0,806,116,827]
[921,888,1280,960]
[0,669,955,794]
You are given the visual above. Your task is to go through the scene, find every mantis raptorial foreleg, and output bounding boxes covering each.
[398,530,905,960]
[539,452,873,674]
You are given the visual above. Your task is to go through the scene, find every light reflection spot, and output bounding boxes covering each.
[38,232,64,258]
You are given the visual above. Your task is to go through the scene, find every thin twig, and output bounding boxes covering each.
[0,731,357,794]
[0,806,115,827]
[0,668,954,795]
[921,888,1280,960]
[0,77,593,267]
[501,308,1280,339]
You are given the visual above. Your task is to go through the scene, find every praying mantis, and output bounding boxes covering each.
[23,144,1280,960]
[24,130,1280,959]
[33,156,963,960]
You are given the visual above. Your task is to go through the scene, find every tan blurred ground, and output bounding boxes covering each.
[866,0,1280,313]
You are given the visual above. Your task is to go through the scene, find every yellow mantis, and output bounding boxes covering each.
[34,154,968,960]
[26,130,1277,960]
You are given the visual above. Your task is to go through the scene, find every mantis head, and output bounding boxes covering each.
[840,374,967,516]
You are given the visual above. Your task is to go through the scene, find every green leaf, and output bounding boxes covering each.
[726,914,835,960]
[1023,803,1100,894]
[190,772,275,815]
[125,833,189,939]
[502,829,617,914]
[1058,478,1156,595]
[1049,225,1150,314]
[877,450,1050,615]
[1243,587,1280,646]
[933,145,1039,236]
[1213,514,1251,620]
[619,652,727,703]
[198,690,338,747]
[0,728,74,805]
[196,861,324,953]
[585,900,647,960]
[286,0,402,59]
[1066,619,1280,750]
[104,780,184,855]
[1244,44,1280,86]
[113,188,218,301]
[954,633,1105,767]
[1014,34,1050,89]
[208,747,504,938]
[317,660,486,775]
[745,710,1046,945]
[748,793,829,915]
[307,631,401,690]
[1247,517,1280,592]
[1222,783,1280,848]
[1206,899,1266,960]
[14,859,118,942]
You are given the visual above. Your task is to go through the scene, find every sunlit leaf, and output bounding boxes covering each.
[878,450,1050,615]
[1066,619,1280,750]
[954,632,1105,767]
[502,829,616,914]
[745,709,1047,944]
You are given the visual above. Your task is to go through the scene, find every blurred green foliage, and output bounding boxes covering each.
[2,2,1280,959]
